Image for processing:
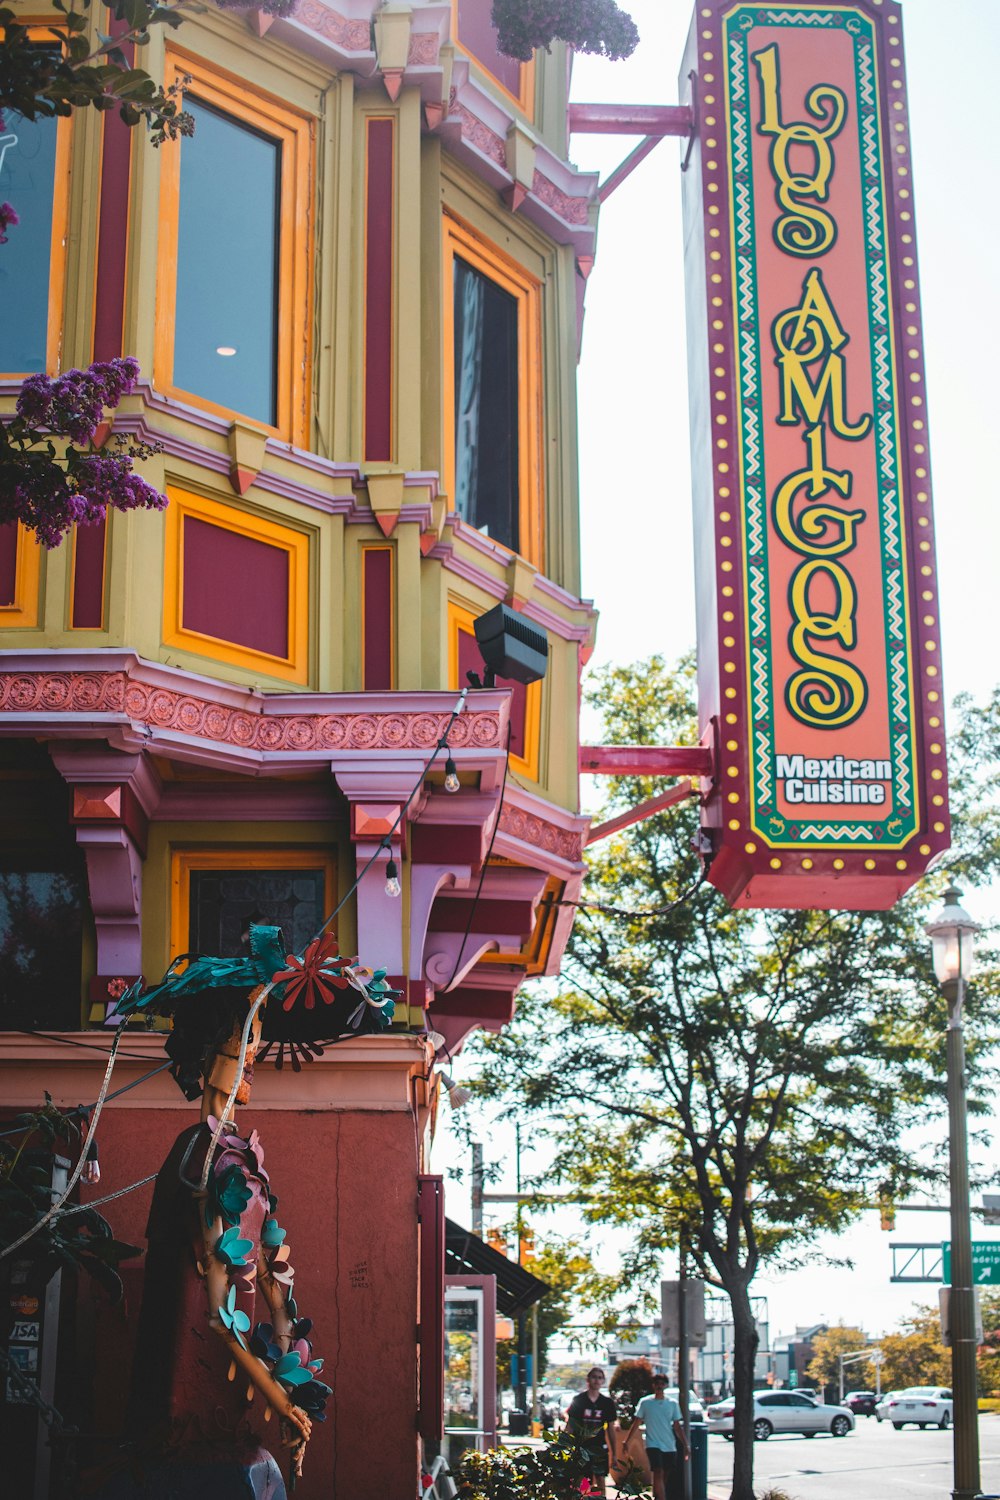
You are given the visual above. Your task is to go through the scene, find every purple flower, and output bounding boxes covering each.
[0,202,19,245]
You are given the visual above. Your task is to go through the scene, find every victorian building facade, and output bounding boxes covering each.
[0,2,599,1494]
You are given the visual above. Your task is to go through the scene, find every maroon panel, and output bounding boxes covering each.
[417,1174,445,1441]
[428,897,534,935]
[458,627,526,759]
[410,822,484,866]
[0,523,17,607]
[457,0,522,97]
[71,517,107,628]
[182,515,289,659]
[430,986,517,1026]
[364,118,394,463]
[92,31,133,362]
[363,547,393,689]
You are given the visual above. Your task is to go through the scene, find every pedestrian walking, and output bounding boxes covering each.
[564,1367,618,1497]
[633,1373,690,1500]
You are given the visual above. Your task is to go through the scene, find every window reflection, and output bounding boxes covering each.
[453,257,519,553]
[0,112,59,373]
[174,98,280,425]
[0,870,85,1029]
[189,867,326,958]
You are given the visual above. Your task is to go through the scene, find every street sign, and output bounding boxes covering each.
[942,1242,1000,1285]
[661,1280,707,1348]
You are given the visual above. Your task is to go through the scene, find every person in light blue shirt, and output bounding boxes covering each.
[634,1373,689,1500]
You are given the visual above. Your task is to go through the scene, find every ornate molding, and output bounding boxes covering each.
[0,662,506,756]
[497,803,584,863]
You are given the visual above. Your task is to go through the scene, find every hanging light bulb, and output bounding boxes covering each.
[444,756,460,794]
[82,1139,101,1186]
[384,857,402,898]
[438,1070,471,1109]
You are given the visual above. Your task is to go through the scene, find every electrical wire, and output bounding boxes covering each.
[0,1059,175,1140]
[0,1020,127,1261]
[52,1171,159,1216]
[442,722,511,992]
[557,861,709,921]
[199,985,271,1194]
[17,1028,170,1061]
[308,686,469,945]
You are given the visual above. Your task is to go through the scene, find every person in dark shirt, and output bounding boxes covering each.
[565,1367,618,1496]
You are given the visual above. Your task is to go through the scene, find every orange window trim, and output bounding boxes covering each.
[447,598,541,781]
[163,485,311,685]
[154,49,315,445]
[0,24,72,378]
[449,0,535,118]
[0,523,42,627]
[479,873,562,973]
[170,846,337,962]
[442,212,544,571]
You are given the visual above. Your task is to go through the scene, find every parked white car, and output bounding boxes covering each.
[706,1391,855,1441]
[874,1390,902,1423]
[884,1386,953,1430]
[664,1388,705,1422]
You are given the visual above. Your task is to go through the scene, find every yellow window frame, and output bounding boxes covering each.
[0,524,42,627]
[163,486,310,685]
[449,0,535,118]
[154,49,314,444]
[442,212,544,570]
[0,24,72,378]
[448,599,540,781]
[170,846,338,961]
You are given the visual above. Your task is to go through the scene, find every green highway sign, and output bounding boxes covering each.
[942,1242,1000,1285]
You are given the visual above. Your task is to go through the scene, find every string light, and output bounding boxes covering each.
[81,1139,101,1186]
[444,757,461,794]
[384,857,401,898]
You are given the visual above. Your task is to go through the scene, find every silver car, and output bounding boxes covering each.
[706,1391,855,1441]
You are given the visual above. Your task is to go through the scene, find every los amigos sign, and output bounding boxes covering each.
[681,0,949,908]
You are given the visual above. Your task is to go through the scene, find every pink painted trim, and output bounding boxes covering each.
[0,1030,432,1112]
[0,654,511,758]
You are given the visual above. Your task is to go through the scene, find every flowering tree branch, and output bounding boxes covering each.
[0,358,167,546]
[491,0,639,63]
[0,0,298,145]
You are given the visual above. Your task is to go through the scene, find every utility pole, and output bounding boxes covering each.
[515,1123,528,1416]
[678,1236,691,1500]
[472,1141,484,1236]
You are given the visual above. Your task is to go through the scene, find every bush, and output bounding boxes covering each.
[608,1358,654,1424]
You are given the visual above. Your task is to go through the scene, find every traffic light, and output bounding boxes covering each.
[877,1184,895,1232]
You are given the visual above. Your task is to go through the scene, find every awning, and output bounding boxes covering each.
[445,1218,550,1316]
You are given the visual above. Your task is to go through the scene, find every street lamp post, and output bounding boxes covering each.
[926,886,981,1500]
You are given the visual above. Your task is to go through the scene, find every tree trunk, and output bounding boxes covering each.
[728,1278,759,1500]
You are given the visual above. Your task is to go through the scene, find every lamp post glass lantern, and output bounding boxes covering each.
[925,886,981,1500]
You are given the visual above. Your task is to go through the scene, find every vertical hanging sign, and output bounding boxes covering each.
[680,0,949,909]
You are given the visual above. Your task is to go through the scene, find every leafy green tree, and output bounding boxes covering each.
[467,657,998,1500]
[878,1305,950,1391]
[494,1233,613,1390]
[805,1324,870,1396]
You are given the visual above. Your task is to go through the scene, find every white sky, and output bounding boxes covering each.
[432,0,1000,1351]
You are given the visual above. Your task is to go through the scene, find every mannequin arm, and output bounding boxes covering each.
[199,1217,312,1453]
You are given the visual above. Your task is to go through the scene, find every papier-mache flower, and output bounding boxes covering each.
[218,1284,252,1349]
[215,1226,254,1269]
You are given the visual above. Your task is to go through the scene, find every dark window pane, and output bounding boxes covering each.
[0,110,59,372]
[174,99,280,425]
[189,867,327,959]
[0,869,85,1029]
[453,256,519,552]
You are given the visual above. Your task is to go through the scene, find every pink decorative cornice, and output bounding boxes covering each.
[452,102,507,167]
[0,654,509,762]
[287,0,372,54]
[495,784,588,870]
[530,168,589,226]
